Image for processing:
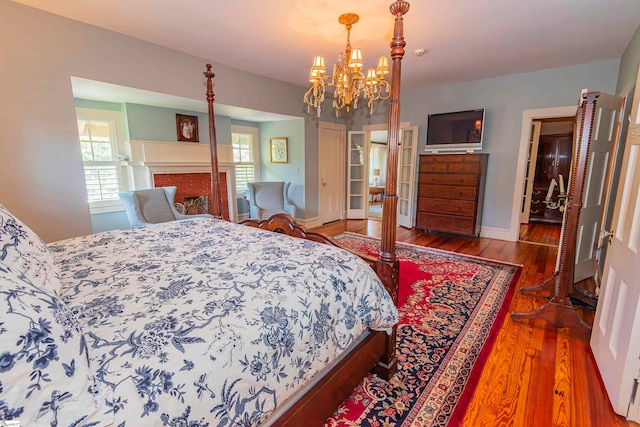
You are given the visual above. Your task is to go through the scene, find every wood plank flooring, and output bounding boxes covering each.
[519,222,562,247]
[313,219,638,427]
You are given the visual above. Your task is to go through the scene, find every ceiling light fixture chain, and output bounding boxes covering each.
[304,12,391,118]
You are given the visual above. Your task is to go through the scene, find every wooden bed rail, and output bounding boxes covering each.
[241,213,378,269]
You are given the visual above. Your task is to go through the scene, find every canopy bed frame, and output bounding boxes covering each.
[203,2,410,424]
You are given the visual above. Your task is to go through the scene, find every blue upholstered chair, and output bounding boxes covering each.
[246,182,296,220]
[119,186,212,227]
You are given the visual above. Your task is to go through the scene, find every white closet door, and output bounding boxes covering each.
[346,131,367,219]
[397,126,418,228]
[521,120,542,223]
[590,71,640,422]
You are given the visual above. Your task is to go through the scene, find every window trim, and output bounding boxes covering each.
[75,107,128,215]
[231,125,260,197]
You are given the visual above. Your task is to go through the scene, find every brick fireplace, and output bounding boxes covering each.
[153,172,229,220]
[127,140,235,221]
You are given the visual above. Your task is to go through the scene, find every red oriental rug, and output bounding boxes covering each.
[326,233,522,427]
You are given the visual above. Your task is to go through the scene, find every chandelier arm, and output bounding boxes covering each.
[303,10,393,116]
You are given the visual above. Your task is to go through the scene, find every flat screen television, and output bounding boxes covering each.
[425,109,485,152]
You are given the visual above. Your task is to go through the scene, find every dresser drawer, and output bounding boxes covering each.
[448,162,481,174]
[420,154,481,164]
[419,162,448,173]
[419,184,477,200]
[419,173,480,186]
[418,197,475,216]
[416,212,475,235]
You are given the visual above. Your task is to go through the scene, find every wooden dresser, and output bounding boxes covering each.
[416,153,488,237]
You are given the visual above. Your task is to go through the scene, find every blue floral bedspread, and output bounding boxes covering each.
[49,217,398,426]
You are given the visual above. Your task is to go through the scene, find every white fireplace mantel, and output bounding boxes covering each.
[126,140,237,222]
[129,140,233,166]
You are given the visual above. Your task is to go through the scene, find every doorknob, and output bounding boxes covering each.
[602,229,615,245]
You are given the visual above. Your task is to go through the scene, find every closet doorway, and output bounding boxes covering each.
[347,122,417,227]
[519,116,575,245]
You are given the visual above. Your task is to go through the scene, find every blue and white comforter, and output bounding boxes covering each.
[49,217,397,426]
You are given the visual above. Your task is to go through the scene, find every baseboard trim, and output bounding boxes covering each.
[298,217,322,229]
[480,226,516,242]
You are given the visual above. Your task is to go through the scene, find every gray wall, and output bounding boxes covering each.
[0,1,316,242]
[616,24,640,98]
[75,99,123,112]
[125,104,212,143]
[259,119,306,211]
[351,60,620,233]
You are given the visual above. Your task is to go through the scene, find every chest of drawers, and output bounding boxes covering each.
[416,153,488,237]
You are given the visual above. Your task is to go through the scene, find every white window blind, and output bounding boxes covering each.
[235,164,256,193]
[232,129,259,195]
[77,118,121,204]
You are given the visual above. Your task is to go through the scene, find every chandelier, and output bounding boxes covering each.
[304,13,391,117]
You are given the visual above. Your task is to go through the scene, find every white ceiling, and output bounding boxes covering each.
[14,0,640,120]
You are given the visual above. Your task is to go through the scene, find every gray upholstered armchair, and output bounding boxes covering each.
[246,182,296,220]
[119,186,212,227]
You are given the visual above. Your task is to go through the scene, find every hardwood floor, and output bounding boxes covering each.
[314,219,638,427]
[519,222,562,247]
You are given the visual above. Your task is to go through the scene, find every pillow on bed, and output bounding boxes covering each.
[0,203,60,294]
[0,262,112,426]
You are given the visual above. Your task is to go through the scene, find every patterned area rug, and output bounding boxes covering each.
[326,233,522,427]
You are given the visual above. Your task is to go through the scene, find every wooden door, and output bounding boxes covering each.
[590,73,640,421]
[529,133,572,223]
[574,92,623,282]
[555,135,573,186]
[319,123,345,224]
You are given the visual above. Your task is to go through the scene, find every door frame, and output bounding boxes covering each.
[509,105,578,241]
[362,122,411,220]
[318,121,346,225]
[520,120,542,224]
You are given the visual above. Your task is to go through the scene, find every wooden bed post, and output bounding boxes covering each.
[203,64,224,219]
[373,0,410,381]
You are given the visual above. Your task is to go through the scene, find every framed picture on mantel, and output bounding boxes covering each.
[270,138,288,163]
[176,114,199,142]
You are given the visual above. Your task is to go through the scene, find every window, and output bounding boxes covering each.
[231,125,259,195]
[76,108,127,213]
